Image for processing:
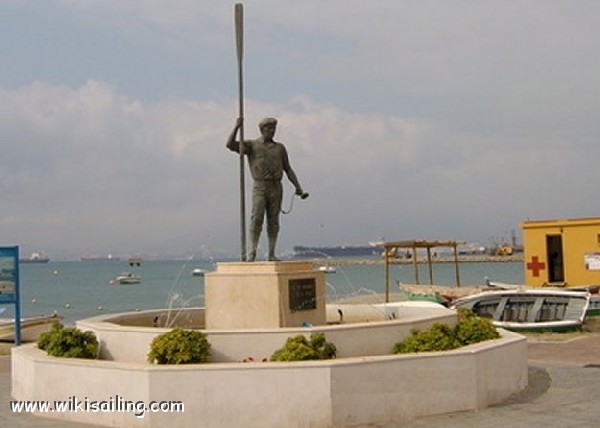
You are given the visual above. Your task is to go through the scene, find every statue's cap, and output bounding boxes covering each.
[259,117,278,128]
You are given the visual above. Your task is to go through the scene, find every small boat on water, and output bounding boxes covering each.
[317,265,336,274]
[0,312,61,342]
[450,289,590,332]
[116,272,141,285]
[192,268,206,277]
[128,256,142,267]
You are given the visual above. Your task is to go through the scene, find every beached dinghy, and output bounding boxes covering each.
[450,289,590,332]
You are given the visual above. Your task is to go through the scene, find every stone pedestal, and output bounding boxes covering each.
[205,261,326,329]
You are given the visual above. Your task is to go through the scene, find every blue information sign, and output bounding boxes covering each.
[0,246,21,344]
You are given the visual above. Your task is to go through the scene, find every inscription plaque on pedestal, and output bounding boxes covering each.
[205,262,325,328]
[289,278,316,311]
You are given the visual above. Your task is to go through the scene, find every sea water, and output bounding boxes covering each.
[7,259,211,325]
[3,259,524,325]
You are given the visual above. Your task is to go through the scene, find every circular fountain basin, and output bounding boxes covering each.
[75,302,459,363]
[12,303,528,427]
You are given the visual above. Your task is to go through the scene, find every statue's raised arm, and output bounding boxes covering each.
[226,118,245,152]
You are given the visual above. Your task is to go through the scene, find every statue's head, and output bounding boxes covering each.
[259,117,277,139]
[259,117,277,130]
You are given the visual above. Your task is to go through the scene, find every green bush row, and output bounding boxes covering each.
[393,309,500,354]
[146,330,336,364]
[37,309,498,363]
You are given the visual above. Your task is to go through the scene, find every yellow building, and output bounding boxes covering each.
[520,217,600,288]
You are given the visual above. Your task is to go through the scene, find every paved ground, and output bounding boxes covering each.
[2,334,600,427]
[410,333,600,428]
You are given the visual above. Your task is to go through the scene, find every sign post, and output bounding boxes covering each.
[0,246,21,345]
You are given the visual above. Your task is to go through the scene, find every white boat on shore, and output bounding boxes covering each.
[484,279,600,318]
[450,289,590,332]
[0,312,61,342]
[484,278,523,290]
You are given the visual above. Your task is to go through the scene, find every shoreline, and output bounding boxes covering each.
[309,254,523,266]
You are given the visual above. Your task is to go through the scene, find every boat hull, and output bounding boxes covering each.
[116,272,141,284]
[450,289,590,332]
[586,296,600,317]
[118,279,141,284]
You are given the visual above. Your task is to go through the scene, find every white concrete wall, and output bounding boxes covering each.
[12,330,527,428]
[328,335,529,426]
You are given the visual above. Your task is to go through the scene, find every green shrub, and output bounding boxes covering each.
[455,310,500,345]
[393,323,460,354]
[393,310,500,354]
[147,329,211,364]
[270,333,337,362]
[37,322,99,359]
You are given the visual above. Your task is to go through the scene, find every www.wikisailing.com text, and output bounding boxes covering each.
[11,395,184,419]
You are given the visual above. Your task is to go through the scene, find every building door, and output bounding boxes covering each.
[546,235,564,283]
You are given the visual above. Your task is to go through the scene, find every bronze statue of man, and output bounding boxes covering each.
[227,117,307,261]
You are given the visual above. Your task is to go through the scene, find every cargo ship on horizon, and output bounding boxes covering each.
[80,254,121,261]
[291,244,380,258]
[19,252,50,264]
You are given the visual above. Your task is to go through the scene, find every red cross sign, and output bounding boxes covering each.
[526,256,546,277]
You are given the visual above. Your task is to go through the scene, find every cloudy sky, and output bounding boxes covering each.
[2,1,600,260]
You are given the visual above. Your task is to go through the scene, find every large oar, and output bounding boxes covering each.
[234,3,247,261]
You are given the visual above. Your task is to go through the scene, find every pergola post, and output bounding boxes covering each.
[381,240,464,294]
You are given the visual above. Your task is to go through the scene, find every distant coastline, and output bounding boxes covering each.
[311,254,524,266]
[291,245,379,258]
[18,258,50,264]
[80,255,121,261]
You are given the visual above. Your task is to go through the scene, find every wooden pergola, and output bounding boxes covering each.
[380,240,465,302]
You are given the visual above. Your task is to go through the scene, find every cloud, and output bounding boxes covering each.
[0,79,435,257]
[0,80,230,256]
[2,1,600,258]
